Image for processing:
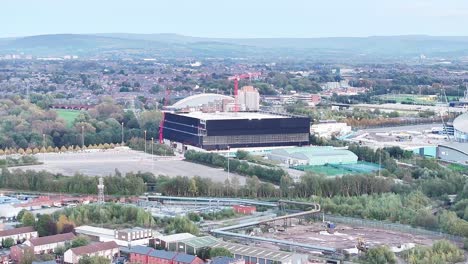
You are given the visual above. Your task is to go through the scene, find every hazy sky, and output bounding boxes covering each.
[3,0,468,38]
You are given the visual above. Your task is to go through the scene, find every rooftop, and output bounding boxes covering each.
[70,241,118,256]
[159,233,195,243]
[0,226,35,237]
[178,111,288,121]
[179,236,219,248]
[74,225,115,237]
[439,142,468,155]
[212,241,293,262]
[453,112,468,134]
[28,232,75,246]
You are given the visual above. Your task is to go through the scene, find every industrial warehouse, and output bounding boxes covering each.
[161,86,310,150]
[162,111,310,150]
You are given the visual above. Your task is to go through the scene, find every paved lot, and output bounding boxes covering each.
[15,149,245,184]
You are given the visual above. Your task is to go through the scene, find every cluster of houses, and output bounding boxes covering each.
[0,227,119,264]
[0,224,307,264]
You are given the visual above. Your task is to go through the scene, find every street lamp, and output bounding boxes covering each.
[144,130,147,154]
[121,122,124,145]
[81,126,84,148]
[227,145,230,182]
[151,137,154,171]
[42,134,46,163]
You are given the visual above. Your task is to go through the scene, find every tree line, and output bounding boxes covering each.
[0,97,162,149]
[184,150,287,184]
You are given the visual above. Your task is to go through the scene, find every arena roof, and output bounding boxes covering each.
[170,93,233,109]
[178,111,288,120]
[453,113,468,134]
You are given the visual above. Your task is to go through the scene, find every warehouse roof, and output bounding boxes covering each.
[178,111,288,121]
[439,143,468,155]
[269,146,358,165]
[212,241,293,261]
[453,113,468,134]
[159,233,195,243]
[179,236,219,248]
[74,225,115,237]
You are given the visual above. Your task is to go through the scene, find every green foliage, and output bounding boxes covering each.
[127,137,174,156]
[54,204,155,228]
[0,98,159,149]
[209,247,233,258]
[0,169,146,195]
[16,209,27,222]
[36,214,56,236]
[199,209,236,221]
[187,212,201,222]
[2,237,15,248]
[402,240,464,264]
[71,236,90,248]
[184,150,287,184]
[78,255,111,264]
[164,217,199,235]
[361,245,396,264]
[21,211,36,227]
[0,156,40,167]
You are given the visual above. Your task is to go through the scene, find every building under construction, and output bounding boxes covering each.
[162,111,310,150]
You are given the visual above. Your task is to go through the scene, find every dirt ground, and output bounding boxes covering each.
[256,218,437,252]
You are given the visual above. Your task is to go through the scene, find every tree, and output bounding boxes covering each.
[17,209,27,222]
[71,236,90,248]
[362,246,396,264]
[19,247,35,264]
[57,214,74,234]
[2,237,15,248]
[78,255,111,264]
[209,247,233,258]
[21,211,36,227]
[36,214,56,236]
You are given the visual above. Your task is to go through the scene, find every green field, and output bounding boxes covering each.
[55,109,81,127]
[375,94,438,105]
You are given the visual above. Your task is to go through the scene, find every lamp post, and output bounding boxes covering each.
[81,126,84,148]
[227,145,230,182]
[144,130,147,154]
[42,134,46,163]
[151,137,154,171]
[121,122,124,145]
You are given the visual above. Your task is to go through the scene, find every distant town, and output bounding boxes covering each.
[0,30,467,264]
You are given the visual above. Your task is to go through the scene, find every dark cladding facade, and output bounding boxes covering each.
[163,112,310,150]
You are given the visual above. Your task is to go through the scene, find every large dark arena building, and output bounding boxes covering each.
[163,112,310,150]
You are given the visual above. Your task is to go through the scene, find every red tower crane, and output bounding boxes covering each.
[228,72,261,112]
[159,88,171,144]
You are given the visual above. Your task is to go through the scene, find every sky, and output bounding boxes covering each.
[2,0,468,38]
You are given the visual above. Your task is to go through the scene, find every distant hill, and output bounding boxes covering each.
[2,33,468,61]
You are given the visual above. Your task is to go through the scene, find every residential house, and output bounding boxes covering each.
[63,241,119,264]
[10,244,33,263]
[128,245,203,264]
[0,226,37,243]
[25,232,75,254]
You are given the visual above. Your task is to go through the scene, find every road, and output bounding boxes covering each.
[14,149,246,184]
